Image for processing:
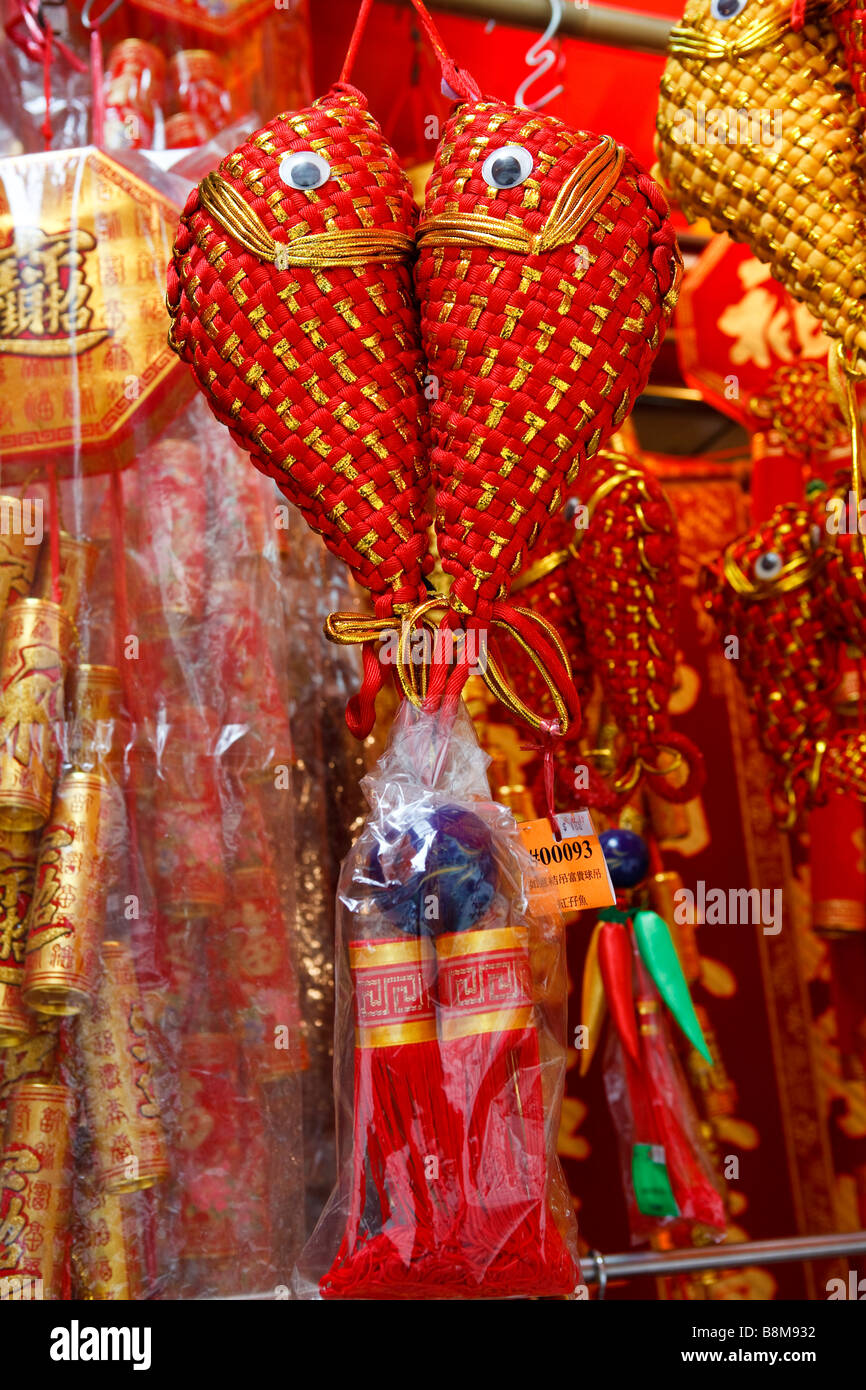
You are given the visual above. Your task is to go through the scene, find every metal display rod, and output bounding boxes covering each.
[583,1231,866,1285]
[393,0,674,55]
[216,1232,866,1298]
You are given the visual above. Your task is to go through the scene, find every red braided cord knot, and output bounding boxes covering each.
[413,97,680,719]
[166,86,432,738]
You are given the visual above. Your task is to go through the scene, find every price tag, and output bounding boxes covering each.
[518,811,615,916]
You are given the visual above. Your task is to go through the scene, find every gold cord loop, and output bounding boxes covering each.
[326,599,578,735]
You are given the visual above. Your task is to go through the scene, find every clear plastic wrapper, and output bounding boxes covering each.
[603,969,726,1247]
[0,130,346,1297]
[297,699,580,1300]
[0,0,311,157]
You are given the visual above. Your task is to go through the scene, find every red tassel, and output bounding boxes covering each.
[432,921,578,1296]
[322,934,461,1298]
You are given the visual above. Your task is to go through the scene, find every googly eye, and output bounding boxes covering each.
[278,151,331,191]
[753,550,783,581]
[481,145,534,190]
[711,0,748,19]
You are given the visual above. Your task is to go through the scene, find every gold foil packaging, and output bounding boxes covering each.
[0,828,40,1045]
[0,598,73,833]
[78,940,168,1194]
[23,771,114,1015]
[0,1080,75,1299]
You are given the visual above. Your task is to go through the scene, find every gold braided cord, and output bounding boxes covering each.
[198,172,415,267]
[481,604,573,733]
[539,137,625,253]
[323,612,396,645]
[668,0,848,61]
[511,547,572,592]
[417,135,624,255]
[722,545,827,599]
[326,597,578,732]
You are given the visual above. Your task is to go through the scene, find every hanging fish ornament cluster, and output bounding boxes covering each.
[167,0,681,745]
[165,0,688,1305]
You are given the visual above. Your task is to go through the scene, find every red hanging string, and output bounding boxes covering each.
[407,0,482,99]
[339,0,376,84]
[41,20,53,148]
[3,2,88,151]
[89,27,106,148]
[520,719,561,830]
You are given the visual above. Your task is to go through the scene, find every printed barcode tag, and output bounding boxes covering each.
[518,810,615,917]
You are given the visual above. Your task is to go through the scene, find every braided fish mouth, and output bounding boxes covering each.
[668,0,848,61]
[198,171,415,269]
[722,544,829,599]
[416,135,625,255]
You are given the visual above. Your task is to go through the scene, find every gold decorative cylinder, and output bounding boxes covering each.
[22,770,112,1015]
[73,1180,144,1299]
[0,1080,75,1299]
[0,597,73,832]
[68,664,124,775]
[78,940,169,1193]
[645,785,691,843]
[0,496,41,618]
[32,532,99,620]
[0,828,40,1045]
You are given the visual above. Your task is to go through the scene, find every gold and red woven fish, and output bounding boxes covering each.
[512,451,705,808]
[699,474,866,822]
[167,85,431,735]
[412,31,682,724]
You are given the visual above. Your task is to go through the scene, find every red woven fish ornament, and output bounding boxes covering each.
[408,0,682,730]
[167,81,431,737]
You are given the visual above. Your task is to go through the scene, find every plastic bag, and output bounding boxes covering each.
[603,965,726,1247]
[296,699,580,1300]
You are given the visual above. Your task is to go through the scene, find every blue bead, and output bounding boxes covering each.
[599,828,650,889]
[363,804,498,936]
